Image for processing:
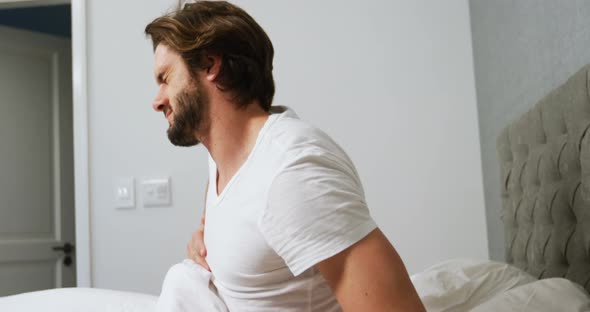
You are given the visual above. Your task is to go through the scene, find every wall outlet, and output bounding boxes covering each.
[141,178,171,207]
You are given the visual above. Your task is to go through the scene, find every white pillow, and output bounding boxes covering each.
[470,278,590,312]
[411,258,536,312]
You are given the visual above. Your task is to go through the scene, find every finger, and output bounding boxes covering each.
[187,247,210,272]
[193,229,203,239]
[188,246,197,260]
[192,232,204,245]
[196,258,211,272]
[196,239,207,254]
[187,243,198,258]
[201,215,206,225]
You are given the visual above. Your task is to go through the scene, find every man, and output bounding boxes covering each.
[146,1,425,311]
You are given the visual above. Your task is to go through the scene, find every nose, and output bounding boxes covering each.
[152,85,168,112]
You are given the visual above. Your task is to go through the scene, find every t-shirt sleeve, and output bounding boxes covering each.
[259,152,377,276]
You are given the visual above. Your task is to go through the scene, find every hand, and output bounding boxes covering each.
[187,215,210,271]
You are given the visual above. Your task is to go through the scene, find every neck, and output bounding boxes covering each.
[201,102,270,180]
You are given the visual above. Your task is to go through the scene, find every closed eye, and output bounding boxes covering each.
[156,73,166,85]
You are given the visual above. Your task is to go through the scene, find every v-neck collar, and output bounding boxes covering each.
[209,108,283,206]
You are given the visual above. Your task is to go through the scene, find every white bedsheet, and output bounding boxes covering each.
[0,287,157,312]
[2,258,589,311]
[0,259,226,312]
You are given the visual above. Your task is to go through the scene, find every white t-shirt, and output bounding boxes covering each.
[203,106,377,311]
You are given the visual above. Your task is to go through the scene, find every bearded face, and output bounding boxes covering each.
[167,79,210,147]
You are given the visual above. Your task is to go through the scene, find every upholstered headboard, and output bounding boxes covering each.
[497,64,590,293]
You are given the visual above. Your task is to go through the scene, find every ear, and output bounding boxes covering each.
[204,55,222,82]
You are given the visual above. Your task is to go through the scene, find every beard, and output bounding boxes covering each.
[167,81,209,147]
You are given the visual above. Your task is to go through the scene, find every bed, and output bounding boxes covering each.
[411,64,590,311]
[3,66,590,311]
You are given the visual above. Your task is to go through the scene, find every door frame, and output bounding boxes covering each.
[0,0,92,287]
[71,0,91,289]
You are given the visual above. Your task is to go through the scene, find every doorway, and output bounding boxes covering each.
[0,2,75,296]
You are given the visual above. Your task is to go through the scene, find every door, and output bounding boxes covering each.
[0,25,75,296]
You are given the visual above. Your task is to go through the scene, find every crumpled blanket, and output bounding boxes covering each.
[0,259,228,312]
[157,259,228,312]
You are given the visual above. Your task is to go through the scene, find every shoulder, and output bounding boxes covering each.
[265,107,354,173]
[263,108,365,201]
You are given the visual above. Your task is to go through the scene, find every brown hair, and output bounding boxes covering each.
[145,1,275,111]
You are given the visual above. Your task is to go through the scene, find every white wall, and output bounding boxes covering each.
[87,0,488,294]
[470,0,590,261]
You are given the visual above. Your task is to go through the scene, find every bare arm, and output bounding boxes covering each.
[316,228,425,312]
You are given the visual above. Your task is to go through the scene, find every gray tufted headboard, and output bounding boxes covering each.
[497,65,590,293]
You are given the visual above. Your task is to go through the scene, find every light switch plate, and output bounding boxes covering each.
[114,177,135,209]
[141,178,171,207]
